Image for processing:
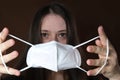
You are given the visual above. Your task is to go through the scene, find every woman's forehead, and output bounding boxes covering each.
[41,14,66,31]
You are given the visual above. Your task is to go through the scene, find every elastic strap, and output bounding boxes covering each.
[8,34,34,72]
[0,49,11,74]
[95,39,109,75]
[75,38,109,75]
[73,36,99,49]
[76,66,87,73]
[20,66,31,72]
[9,34,33,46]
[74,36,99,73]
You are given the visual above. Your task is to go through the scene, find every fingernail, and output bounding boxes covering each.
[87,71,90,76]
[12,70,20,76]
[87,46,93,52]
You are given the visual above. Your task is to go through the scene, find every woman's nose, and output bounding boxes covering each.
[50,34,58,41]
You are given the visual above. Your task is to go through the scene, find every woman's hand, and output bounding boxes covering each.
[86,26,120,80]
[0,27,20,76]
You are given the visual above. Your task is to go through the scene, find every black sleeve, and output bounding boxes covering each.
[88,75,109,80]
[1,75,23,80]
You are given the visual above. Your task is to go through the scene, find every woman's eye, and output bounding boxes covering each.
[41,33,49,38]
[58,33,67,38]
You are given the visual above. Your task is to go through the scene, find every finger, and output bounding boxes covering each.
[0,51,19,64]
[0,27,9,43]
[95,39,102,47]
[0,39,15,52]
[87,45,106,56]
[87,67,101,76]
[0,65,20,76]
[87,58,105,66]
[87,65,110,76]
[98,26,107,46]
[98,26,114,48]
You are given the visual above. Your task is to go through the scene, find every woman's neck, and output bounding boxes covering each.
[47,71,68,80]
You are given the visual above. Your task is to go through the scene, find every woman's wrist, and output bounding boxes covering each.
[109,66,120,80]
[110,73,120,80]
[0,74,2,78]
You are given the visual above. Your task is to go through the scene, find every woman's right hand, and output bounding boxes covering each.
[0,27,20,76]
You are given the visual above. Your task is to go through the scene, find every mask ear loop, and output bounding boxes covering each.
[73,36,109,75]
[8,34,34,72]
[0,49,11,74]
[0,33,11,74]
[8,34,33,46]
[95,39,109,75]
[73,36,99,49]
[73,36,99,73]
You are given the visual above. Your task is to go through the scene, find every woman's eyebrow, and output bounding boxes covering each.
[41,30,49,32]
[58,30,67,33]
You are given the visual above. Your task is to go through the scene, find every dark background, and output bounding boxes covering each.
[0,0,120,67]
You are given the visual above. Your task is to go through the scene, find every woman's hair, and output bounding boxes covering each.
[29,2,79,46]
[20,2,87,80]
[2,2,106,80]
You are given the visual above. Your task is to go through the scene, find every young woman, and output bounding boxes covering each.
[0,2,120,80]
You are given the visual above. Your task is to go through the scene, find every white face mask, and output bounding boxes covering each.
[0,34,109,75]
[25,41,81,72]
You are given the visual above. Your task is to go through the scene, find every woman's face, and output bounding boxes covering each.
[41,13,67,44]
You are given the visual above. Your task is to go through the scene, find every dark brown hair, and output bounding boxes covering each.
[2,2,106,80]
[22,2,87,80]
[29,2,79,46]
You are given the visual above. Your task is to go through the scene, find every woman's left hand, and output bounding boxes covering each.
[86,26,120,80]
